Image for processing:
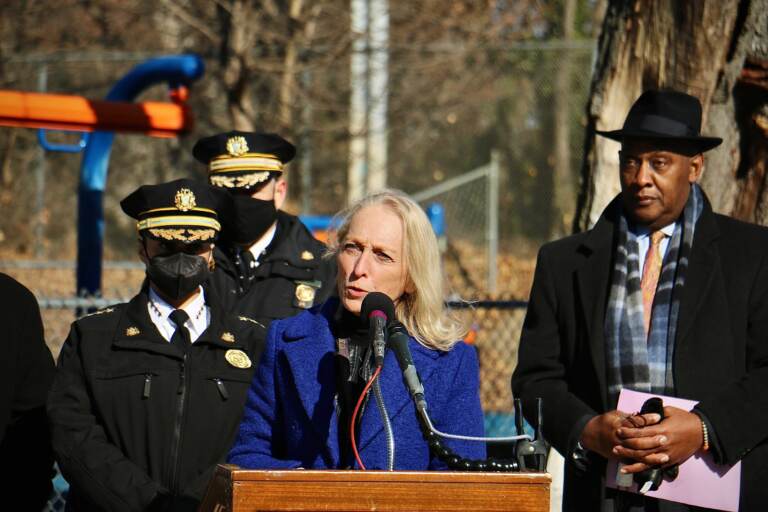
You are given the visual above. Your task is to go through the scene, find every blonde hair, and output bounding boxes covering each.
[328,189,467,351]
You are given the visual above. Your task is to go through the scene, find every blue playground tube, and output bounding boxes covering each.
[76,54,204,299]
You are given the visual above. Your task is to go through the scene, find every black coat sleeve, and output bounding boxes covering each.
[48,323,161,512]
[512,246,596,458]
[696,248,768,466]
[0,277,55,507]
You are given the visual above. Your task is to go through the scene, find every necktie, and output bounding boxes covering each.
[169,309,191,351]
[640,231,665,336]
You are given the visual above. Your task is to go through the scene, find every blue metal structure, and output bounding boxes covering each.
[74,54,204,299]
[299,202,446,237]
[424,202,445,237]
[37,130,90,153]
[298,215,335,233]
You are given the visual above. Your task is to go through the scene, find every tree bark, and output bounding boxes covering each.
[551,0,577,238]
[221,0,259,131]
[574,0,768,230]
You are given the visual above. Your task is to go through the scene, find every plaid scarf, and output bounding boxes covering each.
[605,184,703,407]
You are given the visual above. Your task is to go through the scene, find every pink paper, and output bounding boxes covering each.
[605,389,741,512]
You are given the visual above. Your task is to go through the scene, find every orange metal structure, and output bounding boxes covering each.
[0,89,192,138]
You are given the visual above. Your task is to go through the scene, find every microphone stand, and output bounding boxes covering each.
[361,346,396,471]
[512,398,549,472]
[372,377,395,470]
[388,321,547,472]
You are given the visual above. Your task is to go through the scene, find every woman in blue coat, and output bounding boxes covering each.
[228,189,485,470]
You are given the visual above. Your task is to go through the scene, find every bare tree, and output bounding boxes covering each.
[574,0,768,230]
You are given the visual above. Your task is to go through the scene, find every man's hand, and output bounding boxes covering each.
[613,406,703,474]
[580,410,635,461]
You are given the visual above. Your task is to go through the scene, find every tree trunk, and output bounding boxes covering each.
[221,0,259,131]
[574,0,768,230]
[551,0,577,238]
[278,0,304,127]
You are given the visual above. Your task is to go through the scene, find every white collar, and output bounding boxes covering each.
[248,221,278,263]
[148,286,206,322]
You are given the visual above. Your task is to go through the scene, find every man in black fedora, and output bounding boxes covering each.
[513,90,768,510]
[192,131,336,325]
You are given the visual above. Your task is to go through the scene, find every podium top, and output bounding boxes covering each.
[222,465,550,483]
[202,465,551,512]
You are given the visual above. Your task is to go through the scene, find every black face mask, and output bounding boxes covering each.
[227,196,277,245]
[146,252,211,301]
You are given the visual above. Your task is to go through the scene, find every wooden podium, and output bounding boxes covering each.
[200,465,550,512]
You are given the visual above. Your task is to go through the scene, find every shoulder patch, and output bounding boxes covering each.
[238,315,265,328]
[80,307,116,319]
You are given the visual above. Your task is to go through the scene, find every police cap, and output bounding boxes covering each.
[120,178,229,243]
[192,131,296,190]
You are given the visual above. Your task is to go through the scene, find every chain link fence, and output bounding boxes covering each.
[1,262,527,440]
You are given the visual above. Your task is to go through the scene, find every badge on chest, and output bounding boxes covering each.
[294,280,321,309]
[225,349,252,369]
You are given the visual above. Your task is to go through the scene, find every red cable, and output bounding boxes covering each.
[350,365,382,470]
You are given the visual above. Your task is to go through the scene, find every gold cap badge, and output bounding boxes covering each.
[174,188,197,211]
[126,326,140,337]
[226,136,249,157]
[225,349,252,369]
[221,331,235,343]
[301,250,315,261]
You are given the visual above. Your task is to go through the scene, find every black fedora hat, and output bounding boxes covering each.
[596,90,722,151]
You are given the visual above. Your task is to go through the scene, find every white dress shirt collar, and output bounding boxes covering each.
[147,286,210,343]
[248,221,278,266]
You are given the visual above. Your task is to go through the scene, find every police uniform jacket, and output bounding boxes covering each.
[512,196,768,511]
[227,299,486,470]
[48,289,266,511]
[209,211,336,322]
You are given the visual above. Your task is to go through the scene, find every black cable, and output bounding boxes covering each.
[416,410,520,472]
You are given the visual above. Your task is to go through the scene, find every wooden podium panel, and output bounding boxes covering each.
[200,465,550,512]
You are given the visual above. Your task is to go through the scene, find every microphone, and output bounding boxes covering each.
[360,292,395,368]
[633,397,678,493]
[388,321,426,410]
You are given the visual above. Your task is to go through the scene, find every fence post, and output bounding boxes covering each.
[34,65,48,258]
[487,150,500,294]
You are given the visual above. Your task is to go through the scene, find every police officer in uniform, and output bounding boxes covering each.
[193,131,336,324]
[48,179,266,511]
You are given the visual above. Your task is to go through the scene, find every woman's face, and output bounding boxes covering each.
[336,204,408,315]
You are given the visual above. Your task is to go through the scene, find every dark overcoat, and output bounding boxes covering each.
[48,290,266,511]
[0,273,55,508]
[227,300,486,470]
[513,196,768,511]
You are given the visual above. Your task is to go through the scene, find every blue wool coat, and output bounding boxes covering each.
[228,300,486,470]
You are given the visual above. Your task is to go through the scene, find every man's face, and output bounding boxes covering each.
[618,139,703,230]
[245,175,287,210]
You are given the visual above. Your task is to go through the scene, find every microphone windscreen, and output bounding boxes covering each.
[360,291,396,321]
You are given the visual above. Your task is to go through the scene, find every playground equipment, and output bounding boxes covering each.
[0,90,192,137]
[0,54,204,300]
